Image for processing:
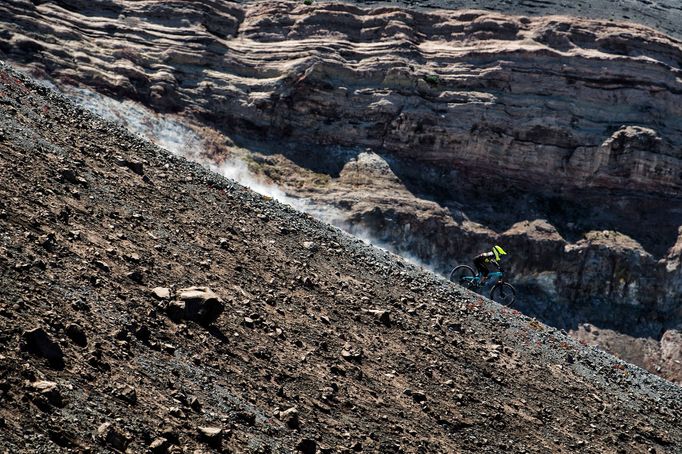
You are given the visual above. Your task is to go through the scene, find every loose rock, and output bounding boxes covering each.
[20,327,65,368]
[96,422,130,451]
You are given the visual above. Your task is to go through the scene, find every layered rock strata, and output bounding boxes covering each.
[3,1,682,193]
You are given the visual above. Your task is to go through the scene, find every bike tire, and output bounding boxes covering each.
[490,282,516,307]
[448,265,477,289]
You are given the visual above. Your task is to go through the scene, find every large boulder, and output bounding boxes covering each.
[20,327,65,369]
[167,287,224,326]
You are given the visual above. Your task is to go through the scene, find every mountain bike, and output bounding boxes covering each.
[448,265,516,307]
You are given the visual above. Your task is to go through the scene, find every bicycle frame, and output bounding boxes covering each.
[487,271,504,283]
[462,271,504,286]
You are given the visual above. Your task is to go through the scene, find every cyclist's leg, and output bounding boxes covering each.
[473,257,489,284]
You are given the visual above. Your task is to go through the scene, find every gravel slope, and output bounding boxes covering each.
[0,63,681,453]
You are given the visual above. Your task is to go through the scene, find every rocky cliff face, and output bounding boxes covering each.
[1,0,681,382]
[3,1,682,193]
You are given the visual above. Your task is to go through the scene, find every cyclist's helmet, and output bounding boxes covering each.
[492,245,507,261]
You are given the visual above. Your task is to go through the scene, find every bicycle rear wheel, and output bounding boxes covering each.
[490,283,516,307]
[449,265,477,289]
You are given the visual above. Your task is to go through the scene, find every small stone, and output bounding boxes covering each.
[39,233,57,252]
[65,323,87,347]
[127,270,144,284]
[152,287,170,300]
[115,157,144,175]
[197,426,222,446]
[30,380,62,406]
[189,396,202,411]
[161,343,176,354]
[94,260,110,272]
[124,252,141,263]
[279,407,300,429]
[97,422,130,451]
[59,168,78,184]
[169,406,185,418]
[364,309,391,326]
[149,437,169,454]
[302,241,318,252]
[117,385,137,404]
[160,427,180,444]
[297,438,317,454]
[411,391,427,403]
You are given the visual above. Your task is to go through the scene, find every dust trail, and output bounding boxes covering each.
[43,82,434,271]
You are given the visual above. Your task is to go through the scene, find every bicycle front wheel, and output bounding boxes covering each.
[449,265,477,289]
[490,283,516,307]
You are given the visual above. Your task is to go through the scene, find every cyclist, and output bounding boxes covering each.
[473,245,507,286]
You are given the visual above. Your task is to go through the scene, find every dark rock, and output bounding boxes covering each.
[134,324,151,342]
[197,426,222,447]
[93,260,110,272]
[167,287,224,326]
[58,168,78,184]
[189,396,201,411]
[234,411,256,426]
[279,407,300,429]
[97,422,130,451]
[39,233,57,252]
[116,385,137,404]
[115,157,144,175]
[297,438,317,454]
[411,391,427,403]
[20,327,65,368]
[65,323,87,347]
[126,269,144,283]
[30,380,63,407]
[149,437,169,453]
